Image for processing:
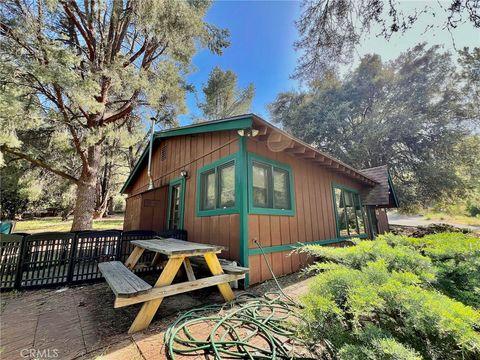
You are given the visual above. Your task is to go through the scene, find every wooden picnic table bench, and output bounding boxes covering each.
[99,237,248,333]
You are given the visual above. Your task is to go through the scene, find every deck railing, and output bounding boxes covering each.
[0,229,187,290]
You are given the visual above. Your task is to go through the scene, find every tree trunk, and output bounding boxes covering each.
[107,196,114,216]
[71,145,101,231]
[93,189,110,219]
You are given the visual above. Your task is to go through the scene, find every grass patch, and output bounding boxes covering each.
[14,216,124,233]
[421,211,480,226]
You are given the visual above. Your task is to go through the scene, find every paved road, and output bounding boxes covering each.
[388,212,480,232]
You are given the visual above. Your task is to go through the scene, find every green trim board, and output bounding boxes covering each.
[121,115,254,194]
[247,153,295,216]
[331,182,367,239]
[156,116,253,139]
[167,176,186,230]
[195,153,241,217]
[238,136,249,287]
[387,171,400,207]
[248,235,368,255]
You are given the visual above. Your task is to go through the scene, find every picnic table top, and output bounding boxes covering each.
[131,238,224,256]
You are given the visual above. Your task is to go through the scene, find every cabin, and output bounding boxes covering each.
[121,114,399,286]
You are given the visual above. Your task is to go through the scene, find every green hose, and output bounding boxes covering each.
[164,292,314,359]
[164,241,315,359]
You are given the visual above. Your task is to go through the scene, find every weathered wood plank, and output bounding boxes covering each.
[98,261,152,298]
[125,246,145,270]
[131,238,223,256]
[183,258,196,281]
[114,273,244,308]
[128,256,184,333]
[203,252,235,302]
[189,257,249,275]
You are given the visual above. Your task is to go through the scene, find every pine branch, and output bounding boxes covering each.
[0,146,78,183]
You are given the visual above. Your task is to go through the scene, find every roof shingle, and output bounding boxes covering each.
[359,165,398,207]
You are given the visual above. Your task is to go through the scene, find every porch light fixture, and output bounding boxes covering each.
[237,128,259,137]
[180,170,188,178]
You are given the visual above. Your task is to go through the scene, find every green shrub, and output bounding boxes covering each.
[384,232,480,307]
[304,238,436,282]
[301,234,480,359]
[301,261,480,359]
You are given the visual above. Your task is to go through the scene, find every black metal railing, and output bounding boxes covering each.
[0,229,187,290]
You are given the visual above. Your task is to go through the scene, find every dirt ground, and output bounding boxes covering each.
[0,271,313,360]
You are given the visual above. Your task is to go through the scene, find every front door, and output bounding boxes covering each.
[167,178,185,230]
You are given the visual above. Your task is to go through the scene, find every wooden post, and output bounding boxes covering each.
[128,256,184,333]
[14,235,27,289]
[66,234,78,284]
[203,252,235,302]
[183,258,196,281]
[125,246,145,270]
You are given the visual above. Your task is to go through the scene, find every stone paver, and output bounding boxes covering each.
[1,274,313,360]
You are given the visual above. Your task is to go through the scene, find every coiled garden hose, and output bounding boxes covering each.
[164,241,315,359]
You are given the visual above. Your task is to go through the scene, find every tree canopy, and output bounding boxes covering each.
[0,0,229,229]
[294,0,480,79]
[198,66,255,120]
[269,44,480,208]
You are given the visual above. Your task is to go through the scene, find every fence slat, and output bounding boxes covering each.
[0,234,24,289]
[1,229,187,290]
[72,230,121,282]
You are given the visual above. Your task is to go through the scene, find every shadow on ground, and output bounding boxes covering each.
[1,271,312,360]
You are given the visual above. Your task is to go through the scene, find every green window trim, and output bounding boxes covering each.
[331,183,367,238]
[196,153,241,217]
[167,177,186,230]
[247,153,295,216]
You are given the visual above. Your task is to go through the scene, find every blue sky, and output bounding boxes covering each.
[178,0,479,125]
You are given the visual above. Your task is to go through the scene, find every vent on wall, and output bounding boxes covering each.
[161,144,167,161]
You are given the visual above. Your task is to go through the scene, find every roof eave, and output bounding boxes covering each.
[250,116,378,186]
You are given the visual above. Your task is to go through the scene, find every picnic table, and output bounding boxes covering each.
[99,238,248,333]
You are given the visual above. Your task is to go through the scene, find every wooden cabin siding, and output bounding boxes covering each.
[123,128,385,286]
[124,187,168,231]
[376,208,389,234]
[123,130,241,261]
[124,193,142,230]
[246,138,368,283]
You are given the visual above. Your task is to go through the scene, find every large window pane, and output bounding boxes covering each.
[201,170,216,210]
[345,191,359,235]
[354,194,366,234]
[219,161,235,208]
[252,161,270,208]
[273,168,290,209]
[335,188,349,236]
[334,187,367,237]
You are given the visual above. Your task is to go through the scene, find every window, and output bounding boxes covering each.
[196,154,239,216]
[248,154,294,216]
[333,185,367,237]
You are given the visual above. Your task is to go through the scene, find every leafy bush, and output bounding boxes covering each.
[301,233,480,359]
[384,232,480,307]
[466,195,480,217]
[305,238,436,282]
